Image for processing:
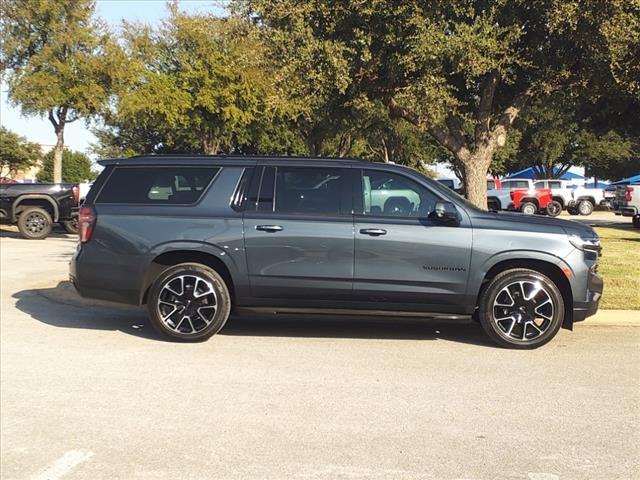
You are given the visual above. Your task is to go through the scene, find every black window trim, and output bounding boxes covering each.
[355,167,444,220]
[95,165,222,207]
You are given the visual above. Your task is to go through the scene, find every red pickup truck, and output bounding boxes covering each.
[510,188,562,217]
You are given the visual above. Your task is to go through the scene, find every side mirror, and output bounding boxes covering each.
[432,201,461,226]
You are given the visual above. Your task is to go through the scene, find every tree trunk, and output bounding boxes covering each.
[462,152,493,209]
[53,128,64,184]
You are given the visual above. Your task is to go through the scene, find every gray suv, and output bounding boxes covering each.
[70,155,603,348]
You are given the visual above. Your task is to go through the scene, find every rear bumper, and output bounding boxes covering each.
[620,206,638,217]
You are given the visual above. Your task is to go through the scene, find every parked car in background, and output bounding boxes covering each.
[0,183,80,238]
[533,179,605,216]
[487,179,534,211]
[70,155,603,349]
[511,188,562,216]
[614,182,640,228]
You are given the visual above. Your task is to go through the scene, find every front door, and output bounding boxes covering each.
[353,168,473,312]
[243,165,355,303]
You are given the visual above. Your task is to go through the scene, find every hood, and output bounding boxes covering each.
[472,211,597,238]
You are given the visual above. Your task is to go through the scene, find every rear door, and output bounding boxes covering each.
[243,163,355,303]
[353,168,473,312]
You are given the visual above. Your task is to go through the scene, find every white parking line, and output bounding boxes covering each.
[31,450,94,480]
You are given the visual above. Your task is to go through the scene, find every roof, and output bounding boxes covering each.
[612,174,640,185]
[505,166,585,180]
[97,154,371,167]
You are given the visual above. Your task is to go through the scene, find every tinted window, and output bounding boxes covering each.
[502,180,530,189]
[487,180,496,190]
[97,167,218,204]
[362,170,439,217]
[274,167,350,215]
[534,181,545,189]
[548,181,562,189]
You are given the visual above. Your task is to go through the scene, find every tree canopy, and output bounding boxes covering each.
[0,0,121,182]
[0,127,41,175]
[236,0,640,205]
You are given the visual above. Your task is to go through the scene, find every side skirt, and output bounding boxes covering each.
[233,306,471,320]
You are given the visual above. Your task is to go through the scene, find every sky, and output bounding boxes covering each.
[0,0,226,156]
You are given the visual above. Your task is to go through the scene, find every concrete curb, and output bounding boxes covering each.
[35,281,640,326]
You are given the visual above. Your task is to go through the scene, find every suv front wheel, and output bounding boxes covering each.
[147,263,231,341]
[478,268,565,349]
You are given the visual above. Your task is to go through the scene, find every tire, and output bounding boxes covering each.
[147,263,231,342]
[520,202,537,215]
[633,215,640,229]
[477,268,565,349]
[567,207,579,215]
[577,200,594,216]
[63,218,79,235]
[545,200,562,217]
[17,207,52,240]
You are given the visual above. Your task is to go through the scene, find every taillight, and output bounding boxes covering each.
[72,185,80,205]
[79,206,96,243]
[626,187,634,201]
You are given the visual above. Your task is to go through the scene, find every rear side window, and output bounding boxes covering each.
[97,167,219,204]
[274,167,351,215]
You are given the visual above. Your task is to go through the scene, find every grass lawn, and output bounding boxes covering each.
[595,225,640,310]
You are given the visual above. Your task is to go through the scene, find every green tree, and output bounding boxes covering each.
[0,127,41,176]
[97,3,302,156]
[38,148,97,183]
[0,0,121,183]
[238,0,640,207]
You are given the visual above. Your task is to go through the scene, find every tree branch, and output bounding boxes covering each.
[48,110,59,131]
[475,71,498,144]
[386,98,470,161]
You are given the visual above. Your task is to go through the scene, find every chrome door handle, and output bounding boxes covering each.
[255,225,283,232]
[359,228,387,236]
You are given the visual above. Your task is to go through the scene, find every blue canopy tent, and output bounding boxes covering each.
[611,174,640,185]
[505,167,585,180]
[583,181,610,188]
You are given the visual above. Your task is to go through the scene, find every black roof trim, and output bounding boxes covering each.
[98,154,372,167]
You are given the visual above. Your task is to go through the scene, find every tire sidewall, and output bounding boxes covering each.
[479,269,564,349]
[578,200,594,216]
[17,207,52,240]
[546,201,562,217]
[63,218,79,234]
[521,202,537,215]
[147,263,231,342]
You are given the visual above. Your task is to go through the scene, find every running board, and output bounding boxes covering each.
[233,307,471,320]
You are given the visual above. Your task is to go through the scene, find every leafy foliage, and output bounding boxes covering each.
[0,127,41,174]
[0,0,121,182]
[38,148,97,183]
[236,0,640,206]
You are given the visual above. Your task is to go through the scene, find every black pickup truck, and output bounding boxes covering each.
[0,183,80,239]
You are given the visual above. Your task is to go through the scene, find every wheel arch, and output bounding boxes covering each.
[13,195,59,222]
[475,256,574,329]
[141,248,237,305]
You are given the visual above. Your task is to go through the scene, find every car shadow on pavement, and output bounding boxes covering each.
[13,288,155,340]
[13,286,494,347]
[222,315,495,347]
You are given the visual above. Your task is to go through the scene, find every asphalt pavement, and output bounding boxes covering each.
[1,230,638,480]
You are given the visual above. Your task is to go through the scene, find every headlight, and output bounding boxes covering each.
[569,234,601,255]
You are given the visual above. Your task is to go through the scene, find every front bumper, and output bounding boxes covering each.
[572,269,604,322]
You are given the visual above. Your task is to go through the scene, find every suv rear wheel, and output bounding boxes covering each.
[147,263,231,341]
[478,268,565,349]
[17,207,52,239]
